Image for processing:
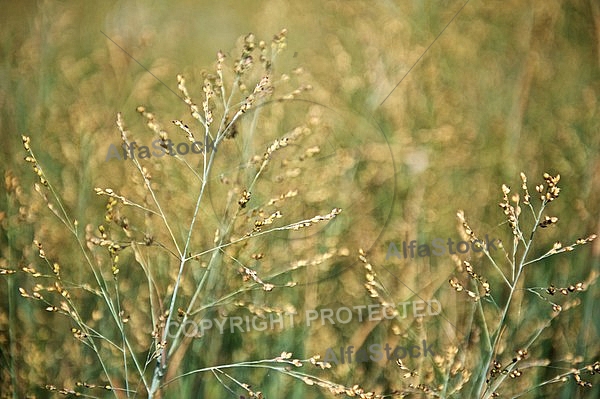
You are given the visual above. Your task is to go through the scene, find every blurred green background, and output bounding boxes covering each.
[1,1,599,398]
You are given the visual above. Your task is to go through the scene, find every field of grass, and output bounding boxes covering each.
[1,1,599,398]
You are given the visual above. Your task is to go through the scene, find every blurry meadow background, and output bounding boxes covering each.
[1,1,600,398]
